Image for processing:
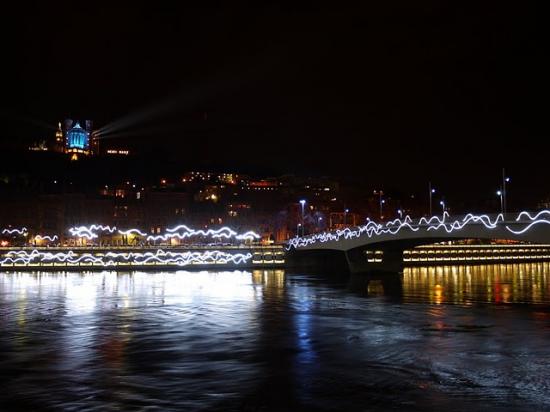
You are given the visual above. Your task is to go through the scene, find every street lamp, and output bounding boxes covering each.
[496,190,503,214]
[439,200,445,214]
[299,199,306,235]
[502,169,510,215]
[375,190,385,220]
[429,182,436,216]
[297,223,302,237]
[397,209,403,219]
[344,208,349,226]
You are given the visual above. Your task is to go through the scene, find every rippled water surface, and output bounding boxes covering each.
[2,263,550,411]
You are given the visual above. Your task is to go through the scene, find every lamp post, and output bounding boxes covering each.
[299,199,306,236]
[429,182,436,216]
[377,191,385,221]
[496,190,503,214]
[318,216,323,231]
[440,200,445,214]
[344,208,349,226]
[297,223,302,237]
[397,209,403,219]
[502,169,510,216]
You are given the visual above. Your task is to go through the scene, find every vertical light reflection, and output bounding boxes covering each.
[0,270,266,372]
[402,262,550,304]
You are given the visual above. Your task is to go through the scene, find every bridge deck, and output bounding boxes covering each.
[286,211,550,273]
[0,245,285,271]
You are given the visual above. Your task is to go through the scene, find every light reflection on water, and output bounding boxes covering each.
[1,265,550,411]
[402,262,550,304]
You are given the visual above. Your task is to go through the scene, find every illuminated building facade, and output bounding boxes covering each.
[66,122,88,150]
[52,119,98,158]
[54,122,64,152]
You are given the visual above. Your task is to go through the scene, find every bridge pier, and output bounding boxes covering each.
[285,249,351,274]
[346,247,405,274]
[286,247,405,275]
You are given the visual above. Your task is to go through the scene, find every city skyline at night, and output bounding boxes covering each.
[2,3,549,201]
[3,3,550,411]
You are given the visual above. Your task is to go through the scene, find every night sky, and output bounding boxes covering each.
[2,2,549,203]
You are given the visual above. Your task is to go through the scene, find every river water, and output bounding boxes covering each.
[1,263,550,411]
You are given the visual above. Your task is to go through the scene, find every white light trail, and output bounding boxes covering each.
[118,229,147,236]
[166,224,202,233]
[69,225,117,239]
[147,225,259,242]
[0,249,253,267]
[515,211,550,221]
[67,224,260,243]
[426,213,504,233]
[505,220,550,235]
[287,210,550,250]
[34,235,59,242]
[236,231,262,241]
[1,227,28,235]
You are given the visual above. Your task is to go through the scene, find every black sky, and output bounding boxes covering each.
[2,1,549,202]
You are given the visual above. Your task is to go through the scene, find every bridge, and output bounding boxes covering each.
[286,211,550,273]
[0,245,285,271]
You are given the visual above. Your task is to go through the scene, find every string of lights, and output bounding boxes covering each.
[0,249,253,267]
[1,224,261,246]
[68,225,117,239]
[33,235,59,242]
[287,210,550,250]
[515,211,550,221]
[67,224,260,242]
[1,228,28,235]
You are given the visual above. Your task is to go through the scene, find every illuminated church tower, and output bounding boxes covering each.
[52,118,98,159]
[60,119,95,159]
[66,122,89,151]
[53,122,64,153]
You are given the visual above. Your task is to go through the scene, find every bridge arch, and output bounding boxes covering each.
[286,211,550,273]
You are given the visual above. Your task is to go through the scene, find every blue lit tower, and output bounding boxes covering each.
[62,119,94,158]
[66,122,88,150]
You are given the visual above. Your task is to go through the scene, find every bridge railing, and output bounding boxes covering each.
[290,210,550,244]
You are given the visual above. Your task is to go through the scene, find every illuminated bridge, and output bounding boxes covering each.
[286,211,550,273]
[0,224,286,270]
[0,246,285,271]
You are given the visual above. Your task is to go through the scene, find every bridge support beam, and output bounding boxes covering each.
[285,249,351,274]
[286,247,406,275]
[346,247,405,274]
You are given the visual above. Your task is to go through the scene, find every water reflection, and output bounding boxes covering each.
[402,262,550,304]
[2,267,550,410]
